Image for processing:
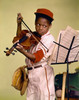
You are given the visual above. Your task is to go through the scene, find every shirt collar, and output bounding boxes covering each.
[41,31,50,39]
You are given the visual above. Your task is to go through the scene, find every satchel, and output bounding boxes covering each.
[11,65,28,95]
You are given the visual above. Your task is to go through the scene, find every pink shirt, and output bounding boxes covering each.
[26,31,55,99]
[25,31,55,67]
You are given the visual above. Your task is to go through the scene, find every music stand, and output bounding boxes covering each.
[51,34,79,100]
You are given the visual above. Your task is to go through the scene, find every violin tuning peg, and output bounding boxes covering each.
[6,47,9,50]
[12,52,15,55]
[4,51,6,53]
[13,49,17,52]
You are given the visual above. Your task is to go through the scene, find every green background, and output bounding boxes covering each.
[0,0,79,99]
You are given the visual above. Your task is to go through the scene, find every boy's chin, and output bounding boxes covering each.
[38,32,44,36]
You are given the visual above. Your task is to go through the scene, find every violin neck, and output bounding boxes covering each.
[9,46,15,54]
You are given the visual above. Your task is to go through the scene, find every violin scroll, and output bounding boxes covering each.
[4,47,17,56]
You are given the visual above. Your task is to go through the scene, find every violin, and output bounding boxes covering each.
[4,30,41,56]
[4,19,49,56]
[13,30,41,49]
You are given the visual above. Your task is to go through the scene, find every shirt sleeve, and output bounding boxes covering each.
[33,49,44,63]
[32,34,55,63]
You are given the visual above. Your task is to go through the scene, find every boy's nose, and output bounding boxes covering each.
[39,25,43,30]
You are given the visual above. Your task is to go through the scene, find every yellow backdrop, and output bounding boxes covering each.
[0,0,79,100]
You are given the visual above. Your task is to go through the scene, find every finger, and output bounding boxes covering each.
[26,33,31,38]
[17,13,21,17]
[17,43,21,47]
[17,13,21,16]
[14,40,19,44]
[17,43,23,48]
[17,13,23,20]
[16,45,21,49]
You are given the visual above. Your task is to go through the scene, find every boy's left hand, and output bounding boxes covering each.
[16,43,24,51]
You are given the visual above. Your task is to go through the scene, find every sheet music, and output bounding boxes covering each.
[48,26,79,64]
[69,34,79,61]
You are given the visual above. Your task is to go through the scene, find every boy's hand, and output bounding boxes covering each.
[17,13,23,24]
[16,43,24,51]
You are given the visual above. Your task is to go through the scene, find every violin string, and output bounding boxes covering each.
[22,22,28,29]
[22,22,32,37]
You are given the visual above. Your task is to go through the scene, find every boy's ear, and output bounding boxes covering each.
[49,23,52,28]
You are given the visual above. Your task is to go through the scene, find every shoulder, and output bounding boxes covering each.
[41,32,55,43]
[48,34,55,41]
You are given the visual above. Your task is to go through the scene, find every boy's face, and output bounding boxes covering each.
[35,17,51,36]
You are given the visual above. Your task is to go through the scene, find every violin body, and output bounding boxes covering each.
[13,36,31,49]
[13,30,41,49]
[4,30,41,56]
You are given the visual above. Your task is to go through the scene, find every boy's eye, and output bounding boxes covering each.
[43,25,47,28]
[36,24,47,28]
[37,24,40,26]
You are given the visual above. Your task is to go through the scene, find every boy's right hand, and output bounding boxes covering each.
[17,13,23,24]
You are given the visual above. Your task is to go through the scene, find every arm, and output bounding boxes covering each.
[14,13,35,60]
[16,43,36,61]
[16,13,23,37]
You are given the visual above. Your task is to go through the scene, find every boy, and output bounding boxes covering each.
[16,8,55,100]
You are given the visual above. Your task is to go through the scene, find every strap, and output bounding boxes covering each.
[27,65,42,70]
